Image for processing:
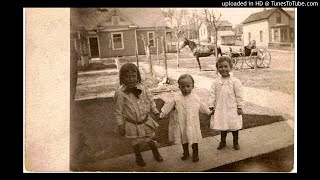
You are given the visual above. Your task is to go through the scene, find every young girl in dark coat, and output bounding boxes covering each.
[113,63,163,166]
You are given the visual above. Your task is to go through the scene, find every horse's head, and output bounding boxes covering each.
[180,38,189,49]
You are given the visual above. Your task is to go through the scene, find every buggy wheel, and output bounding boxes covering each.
[233,53,243,70]
[261,49,271,68]
[247,49,263,68]
[245,56,253,68]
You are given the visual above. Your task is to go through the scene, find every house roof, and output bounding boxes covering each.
[216,20,233,27]
[242,8,292,24]
[71,8,168,31]
[286,11,295,19]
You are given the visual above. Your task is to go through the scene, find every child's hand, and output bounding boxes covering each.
[237,108,243,115]
[211,109,215,115]
[119,124,125,136]
[209,107,215,115]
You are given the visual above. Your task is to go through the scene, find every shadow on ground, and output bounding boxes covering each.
[70,97,285,171]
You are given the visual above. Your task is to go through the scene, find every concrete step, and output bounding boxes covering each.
[83,120,294,172]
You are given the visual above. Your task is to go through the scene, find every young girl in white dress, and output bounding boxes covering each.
[160,74,211,162]
[209,56,244,150]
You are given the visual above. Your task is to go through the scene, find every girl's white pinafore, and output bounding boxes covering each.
[209,76,244,131]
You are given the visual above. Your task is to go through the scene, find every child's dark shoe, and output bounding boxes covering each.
[181,153,189,160]
[192,154,199,162]
[233,143,240,150]
[136,155,146,166]
[217,142,226,150]
[154,154,164,162]
[147,140,163,162]
[192,143,199,162]
[181,143,189,160]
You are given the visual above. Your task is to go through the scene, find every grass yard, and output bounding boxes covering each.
[197,68,295,96]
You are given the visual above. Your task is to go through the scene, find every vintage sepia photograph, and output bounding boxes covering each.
[25,7,296,172]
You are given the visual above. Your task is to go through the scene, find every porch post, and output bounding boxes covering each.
[134,29,139,68]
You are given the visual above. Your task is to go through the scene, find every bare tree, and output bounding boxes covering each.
[181,9,191,39]
[203,8,221,59]
[163,8,185,68]
[140,34,153,76]
[161,36,169,83]
[190,9,204,43]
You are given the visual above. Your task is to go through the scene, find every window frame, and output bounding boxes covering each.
[111,32,124,50]
[274,29,279,42]
[147,31,155,47]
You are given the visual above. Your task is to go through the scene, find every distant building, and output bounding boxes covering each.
[242,8,294,50]
[70,8,168,65]
[217,31,236,45]
[199,20,235,45]
[234,24,243,40]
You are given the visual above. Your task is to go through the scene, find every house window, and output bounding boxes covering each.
[281,28,287,42]
[112,16,120,25]
[248,32,251,42]
[260,31,263,42]
[276,12,281,23]
[111,32,124,50]
[274,29,279,42]
[147,32,155,47]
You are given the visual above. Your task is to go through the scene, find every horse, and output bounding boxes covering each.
[180,38,222,70]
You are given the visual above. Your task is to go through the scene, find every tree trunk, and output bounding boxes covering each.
[214,28,219,75]
[176,39,180,68]
[135,51,139,68]
[215,29,218,59]
[161,36,168,80]
[146,44,153,76]
[157,38,160,64]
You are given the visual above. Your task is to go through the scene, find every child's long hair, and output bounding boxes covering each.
[215,56,233,69]
[119,63,141,85]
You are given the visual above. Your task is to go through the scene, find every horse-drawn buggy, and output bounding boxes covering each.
[180,38,271,71]
[225,40,271,70]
